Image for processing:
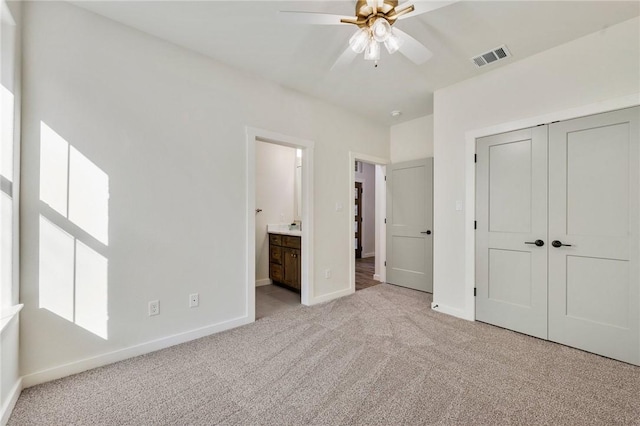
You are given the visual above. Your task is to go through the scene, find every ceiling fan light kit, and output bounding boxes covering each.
[371,18,391,42]
[349,16,403,60]
[383,31,403,54]
[349,27,370,53]
[364,37,381,61]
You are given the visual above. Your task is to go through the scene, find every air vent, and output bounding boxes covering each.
[471,45,511,68]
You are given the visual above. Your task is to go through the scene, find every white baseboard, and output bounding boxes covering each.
[373,274,381,282]
[307,287,354,306]
[431,302,474,321]
[362,252,375,258]
[1,378,22,426]
[22,315,251,389]
[255,278,272,287]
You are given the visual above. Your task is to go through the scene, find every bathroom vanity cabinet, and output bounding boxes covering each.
[268,233,301,292]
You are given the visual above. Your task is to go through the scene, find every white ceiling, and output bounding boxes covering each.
[72,1,640,125]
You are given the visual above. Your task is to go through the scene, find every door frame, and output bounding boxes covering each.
[348,152,388,294]
[458,93,640,322]
[246,127,315,321]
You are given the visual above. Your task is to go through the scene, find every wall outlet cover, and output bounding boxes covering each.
[189,293,199,308]
[148,300,160,316]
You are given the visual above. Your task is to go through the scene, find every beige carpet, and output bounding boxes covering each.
[10,284,640,425]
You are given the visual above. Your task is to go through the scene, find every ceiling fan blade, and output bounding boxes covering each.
[394,28,433,64]
[395,1,458,19]
[330,46,359,71]
[279,11,354,25]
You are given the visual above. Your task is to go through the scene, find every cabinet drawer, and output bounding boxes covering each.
[269,263,284,282]
[269,234,282,246]
[270,246,283,265]
[282,236,301,249]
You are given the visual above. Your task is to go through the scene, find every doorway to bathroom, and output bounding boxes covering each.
[246,128,314,321]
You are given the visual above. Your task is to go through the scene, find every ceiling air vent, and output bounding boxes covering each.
[471,45,511,68]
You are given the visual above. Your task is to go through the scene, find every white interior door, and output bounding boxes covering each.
[475,127,549,339]
[548,107,639,365]
[386,158,433,292]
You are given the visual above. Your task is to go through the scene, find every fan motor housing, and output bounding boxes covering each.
[355,0,398,19]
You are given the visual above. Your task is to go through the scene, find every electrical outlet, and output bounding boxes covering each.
[324,269,331,279]
[189,293,199,308]
[148,300,159,316]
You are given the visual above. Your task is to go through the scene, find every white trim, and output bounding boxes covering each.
[22,315,251,388]
[373,273,381,281]
[307,287,353,306]
[348,152,389,295]
[431,302,473,321]
[0,304,22,334]
[462,93,640,322]
[1,378,21,426]
[375,164,386,283]
[1,0,16,26]
[246,127,314,307]
[255,278,272,287]
[362,252,375,258]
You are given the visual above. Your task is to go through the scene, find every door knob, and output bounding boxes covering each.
[551,240,572,248]
[525,239,545,247]
[421,230,432,235]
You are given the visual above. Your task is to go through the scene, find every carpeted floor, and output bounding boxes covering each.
[10,284,640,425]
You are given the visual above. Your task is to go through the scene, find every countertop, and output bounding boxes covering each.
[267,224,302,237]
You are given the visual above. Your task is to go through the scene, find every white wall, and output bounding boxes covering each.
[433,17,640,319]
[390,114,433,163]
[1,0,22,422]
[355,162,375,257]
[255,142,295,284]
[20,1,389,383]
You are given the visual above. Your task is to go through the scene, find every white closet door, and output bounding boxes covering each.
[548,107,639,365]
[476,126,548,339]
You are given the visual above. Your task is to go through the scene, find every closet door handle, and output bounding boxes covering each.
[551,240,572,248]
[525,239,545,247]
[421,230,432,235]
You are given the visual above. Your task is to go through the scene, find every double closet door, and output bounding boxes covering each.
[476,107,639,365]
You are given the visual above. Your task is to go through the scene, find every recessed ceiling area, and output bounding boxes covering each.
[72,1,640,125]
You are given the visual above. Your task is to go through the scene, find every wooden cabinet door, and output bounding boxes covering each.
[269,246,283,265]
[283,247,300,290]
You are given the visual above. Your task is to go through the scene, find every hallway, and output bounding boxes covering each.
[355,257,379,291]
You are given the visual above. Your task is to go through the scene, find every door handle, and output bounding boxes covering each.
[421,230,432,235]
[551,240,572,248]
[524,239,545,247]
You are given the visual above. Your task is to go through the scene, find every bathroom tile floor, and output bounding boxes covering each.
[255,284,300,320]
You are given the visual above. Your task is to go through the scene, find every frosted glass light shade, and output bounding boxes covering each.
[371,18,391,42]
[364,39,380,61]
[349,28,370,54]
[384,30,404,54]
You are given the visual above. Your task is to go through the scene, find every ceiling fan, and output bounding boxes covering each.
[280,0,455,69]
